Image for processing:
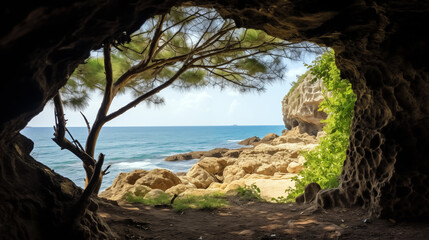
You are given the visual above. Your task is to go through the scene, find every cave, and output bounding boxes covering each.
[1,0,428,238]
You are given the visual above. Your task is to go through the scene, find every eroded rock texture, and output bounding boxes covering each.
[282,73,327,135]
[1,0,429,239]
[0,134,114,239]
[208,0,429,219]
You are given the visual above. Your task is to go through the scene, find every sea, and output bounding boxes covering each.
[21,125,285,191]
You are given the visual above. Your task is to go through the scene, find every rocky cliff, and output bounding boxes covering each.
[282,72,327,136]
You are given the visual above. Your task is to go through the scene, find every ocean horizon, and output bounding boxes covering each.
[21,125,285,191]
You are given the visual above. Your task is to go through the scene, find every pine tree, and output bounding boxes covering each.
[52,7,321,194]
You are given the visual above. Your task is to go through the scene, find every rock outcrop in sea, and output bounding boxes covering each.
[100,128,320,201]
[282,72,327,136]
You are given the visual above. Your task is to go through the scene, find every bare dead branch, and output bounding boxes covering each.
[102,164,111,176]
[52,92,95,167]
[65,128,85,152]
[80,111,91,134]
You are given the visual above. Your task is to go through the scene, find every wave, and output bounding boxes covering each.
[227,139,242,142]
[114,161,153,169]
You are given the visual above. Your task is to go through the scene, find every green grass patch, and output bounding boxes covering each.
[125,192,171,206]
[125,192,229,211]
[173,193,228,211]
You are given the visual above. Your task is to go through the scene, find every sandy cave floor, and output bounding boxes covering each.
[98,197,429,240]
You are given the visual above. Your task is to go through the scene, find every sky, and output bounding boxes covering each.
[28,56,317,127]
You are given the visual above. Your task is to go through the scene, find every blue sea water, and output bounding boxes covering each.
[21,125,284,191]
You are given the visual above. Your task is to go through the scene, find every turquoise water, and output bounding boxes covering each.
[21,126,284,191]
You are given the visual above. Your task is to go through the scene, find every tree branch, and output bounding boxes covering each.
[113,14,166,93]
[80,111,91,134]
[85,43,114,157]
[52,92,95,167]
[105,64,190,122]
[72,153,104,223]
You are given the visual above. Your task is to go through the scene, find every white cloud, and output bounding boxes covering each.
[175,91,213,112]
[227,99,239,116]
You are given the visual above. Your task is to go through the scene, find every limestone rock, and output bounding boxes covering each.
[165,151,204,161]
[260,133,279,143]
[165,148,229,161]
[224,149,242,158]
[282,73,327,136]
[180,188,220,196]
[197,157,227,175]
[186,165,217,188]
[255,164,276,176]
[287,162,303,173]
[238,160,262,173]
[165,184,196,195]
[238,136,260,146]
[134,169,182,191]
[100,169,181,201]
[223,165,247,183]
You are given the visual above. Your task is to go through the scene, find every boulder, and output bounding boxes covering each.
[165,184,196,195]
[134,169,182,191]
[260,133,279,143]
[165,151,205,161]
[224,149,242,158]
[100,169,181,200]
[255,164,276,176]
[202,148,229,158]
[287,162,303,173]
[223,165,247,183]
[238,136,260,146]
[197,157,227,175]
[186,165,217,188]
[239,160,262,173]
[165,148,229,161]
[100,183,152,201]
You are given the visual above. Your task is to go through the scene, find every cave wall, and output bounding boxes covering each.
[209,0,429,219]
[1,0,429,238]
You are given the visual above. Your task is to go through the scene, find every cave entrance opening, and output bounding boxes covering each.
[23,6,325,197]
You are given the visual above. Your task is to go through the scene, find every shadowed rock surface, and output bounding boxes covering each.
[1,0,429,238]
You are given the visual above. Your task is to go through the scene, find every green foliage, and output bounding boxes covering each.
[125,192,228,211]
[287,50,356,201]
[62,6,321,110]
[271,196,288,203]
[236,184,264,202]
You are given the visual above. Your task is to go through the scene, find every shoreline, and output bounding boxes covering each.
[100,127,321,202]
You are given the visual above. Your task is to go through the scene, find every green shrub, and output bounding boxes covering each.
[236,184,264,202]
[271,196,288,203]
[286,50,356,201]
